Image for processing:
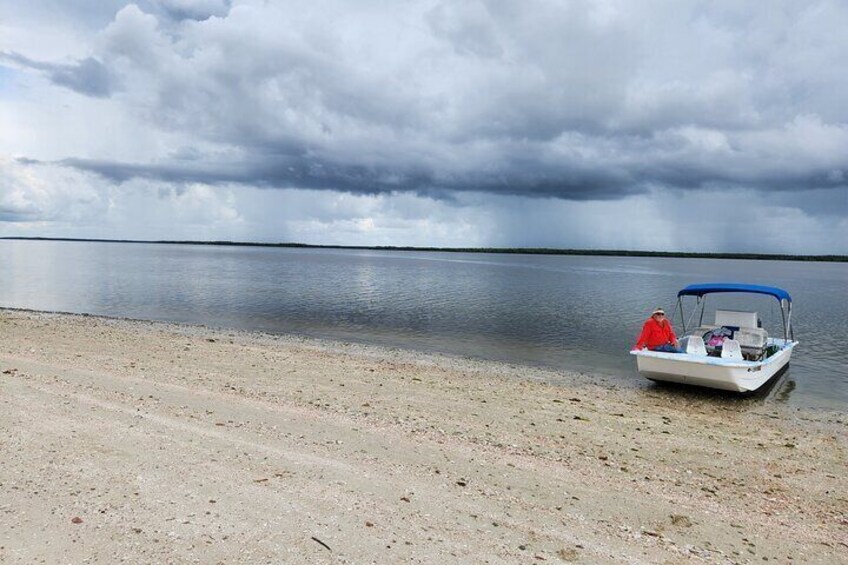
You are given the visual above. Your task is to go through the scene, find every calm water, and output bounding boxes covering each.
[1,240,846,409]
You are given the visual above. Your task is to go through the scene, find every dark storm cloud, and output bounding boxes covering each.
[155,0,231,21]
[55,145,847,201]
[1,52,116,98]
[57,154,638,201]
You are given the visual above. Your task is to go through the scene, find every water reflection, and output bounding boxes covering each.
[771,375,797,403]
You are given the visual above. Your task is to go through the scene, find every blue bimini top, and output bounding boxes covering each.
[677,283,791,302]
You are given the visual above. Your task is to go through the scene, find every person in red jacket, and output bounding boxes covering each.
[634,307,682,352]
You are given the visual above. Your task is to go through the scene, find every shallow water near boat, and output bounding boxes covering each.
[1,239,845,409]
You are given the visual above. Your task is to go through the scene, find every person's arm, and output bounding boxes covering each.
[668,322,679,348]
[634,322,650,350]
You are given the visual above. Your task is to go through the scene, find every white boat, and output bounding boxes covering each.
[631,283,798,392]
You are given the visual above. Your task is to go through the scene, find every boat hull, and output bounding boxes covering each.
[631,341,796,392]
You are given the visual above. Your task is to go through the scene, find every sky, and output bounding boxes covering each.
[1,0,846,253]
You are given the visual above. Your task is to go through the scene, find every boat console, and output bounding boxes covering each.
[685,310,769,361]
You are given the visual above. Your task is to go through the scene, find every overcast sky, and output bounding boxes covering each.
[1,1,846,253]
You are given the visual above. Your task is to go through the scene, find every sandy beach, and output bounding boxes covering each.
[0,309,845,564]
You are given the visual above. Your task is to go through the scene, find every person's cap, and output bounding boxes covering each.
[652,307,665,316]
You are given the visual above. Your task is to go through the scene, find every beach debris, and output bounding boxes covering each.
[311,536,332,551]
[456,480,467,487]
[253,478,269,483]
[2,368,17,375]
[365,521,374,527]
[670,514,692,528]
[400,496,411,503]
[557,547,579,561]
[70,517,83,524]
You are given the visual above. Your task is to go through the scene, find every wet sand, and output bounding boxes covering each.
[1,309,845,563]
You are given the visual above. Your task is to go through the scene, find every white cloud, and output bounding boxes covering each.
[0,158,106,226]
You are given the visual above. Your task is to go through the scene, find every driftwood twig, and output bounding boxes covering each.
[311,536,332,551]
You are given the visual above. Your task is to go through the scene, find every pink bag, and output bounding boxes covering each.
[707,335,725,347]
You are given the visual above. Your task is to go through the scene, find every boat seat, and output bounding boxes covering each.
[734,327,768,351]
[693,324,768,356]
[721,339,743,360]
[685,335,707,356]
[715,310,758,329]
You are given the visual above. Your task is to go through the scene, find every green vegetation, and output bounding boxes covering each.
[2,236,846,262]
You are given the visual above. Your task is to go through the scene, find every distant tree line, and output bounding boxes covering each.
[2,236,845,262]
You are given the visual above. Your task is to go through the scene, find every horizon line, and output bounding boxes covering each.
[1,236,845,262]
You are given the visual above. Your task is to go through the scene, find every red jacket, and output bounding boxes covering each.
[634,318,677,350]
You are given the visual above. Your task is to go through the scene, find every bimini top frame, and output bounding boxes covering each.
[674,282,794,343]
[677,283,791,302]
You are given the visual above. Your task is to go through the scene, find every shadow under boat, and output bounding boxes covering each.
[643,362,792,405]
